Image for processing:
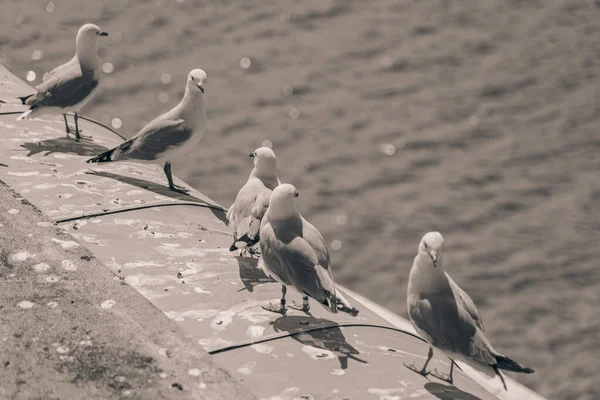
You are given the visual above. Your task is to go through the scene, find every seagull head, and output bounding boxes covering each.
[76,24,108,57]
[419,231,444,268]
[188,69,207,94]
[268,184,299,219]
[250,146,277,171]
[78,23,108,41]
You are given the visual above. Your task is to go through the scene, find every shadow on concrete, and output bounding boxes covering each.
[235,256,275,292]
[272,315,368,370]
[20,138,109,157]
[84,169,228,224]
[425,382,483,400]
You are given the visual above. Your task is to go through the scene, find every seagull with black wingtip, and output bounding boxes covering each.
[405,231,534,389]
[86,69,207,194]
[17,23,109,141]
[258,184,359,316]
[227,146,280,255]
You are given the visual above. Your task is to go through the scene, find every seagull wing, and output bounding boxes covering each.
[118,118,192,161]
[447,273,485,332]
[260,218,336,309]
[26,63,99,109]
[246,188,272,240]
[408,285,496,365]
[43,56,78,82]
[227,180,258,235]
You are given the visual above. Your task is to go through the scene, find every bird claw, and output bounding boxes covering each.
[431,369,453,384]
[288,302,310,313]
[247,247,261,257]
[76,133,93,142]
[404,362,430,377]
[338,305,359,316]
[169,184,190,195]
[262,303,287,315]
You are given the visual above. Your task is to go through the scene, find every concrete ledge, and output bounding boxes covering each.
[0,179,255,400]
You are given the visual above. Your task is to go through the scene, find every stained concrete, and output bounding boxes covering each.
[0,179,255,400]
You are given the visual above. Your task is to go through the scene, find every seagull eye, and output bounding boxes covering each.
[423,242,428,249]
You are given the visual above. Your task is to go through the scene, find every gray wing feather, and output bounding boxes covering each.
[27,64,98,109]
[260,220,336,305]
[246,190,271,240]
[408,288,496,364]
[118,119,192,161]
[227,179,263,235]
[43,57,77,82]
[447,273,485,331]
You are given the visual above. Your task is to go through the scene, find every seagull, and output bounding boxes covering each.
[258,184,359,316]
[227,146,280,255]
[17,23,109,141]
[405,231,534,389]
[86,69,208,194]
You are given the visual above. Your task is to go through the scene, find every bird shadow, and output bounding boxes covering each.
[424,383,483,400]
[235,256,275,292]
[20,138,109,157]
[272,315,368,370]
[84,169,228,224]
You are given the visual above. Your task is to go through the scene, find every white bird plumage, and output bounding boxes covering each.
[227,146,280,254]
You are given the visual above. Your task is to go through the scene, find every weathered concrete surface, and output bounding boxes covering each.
[0,180,255,400]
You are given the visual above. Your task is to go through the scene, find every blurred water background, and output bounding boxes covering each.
[1,1,599,398]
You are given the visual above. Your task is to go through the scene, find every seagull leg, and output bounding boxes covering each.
[74,112,93,141]
[247,246,261,257]
[404,346,433,377]
[493,366,508,391]
[164,161,190,194]
[432,359,455,385]
[290,296,311,313]
[262,284,287,314]
[63,114,73,136]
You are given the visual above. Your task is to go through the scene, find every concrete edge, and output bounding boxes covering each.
[0,178,256,400]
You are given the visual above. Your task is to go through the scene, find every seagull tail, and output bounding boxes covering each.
[16,109,33,121]
[494,355,534,374]
[229,233,259,252]
[87,148,116,164]
[17,94,34,105]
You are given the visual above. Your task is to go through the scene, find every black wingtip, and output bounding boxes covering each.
[86,149,114,164]
[494,355,535,374]
[17,94,33,105]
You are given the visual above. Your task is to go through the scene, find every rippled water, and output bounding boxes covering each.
[1,1,599,398]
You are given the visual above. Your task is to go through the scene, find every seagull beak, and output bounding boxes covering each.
[197,82,205,93]
[99,31,109,37]
[429,251,438,267]
[248,152,255,158]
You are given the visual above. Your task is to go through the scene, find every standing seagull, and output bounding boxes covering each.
[17,23,109,141]
[227,146,280,254]
[259,184,358,316]
[405,231,533,389]
[86,69,208,194]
